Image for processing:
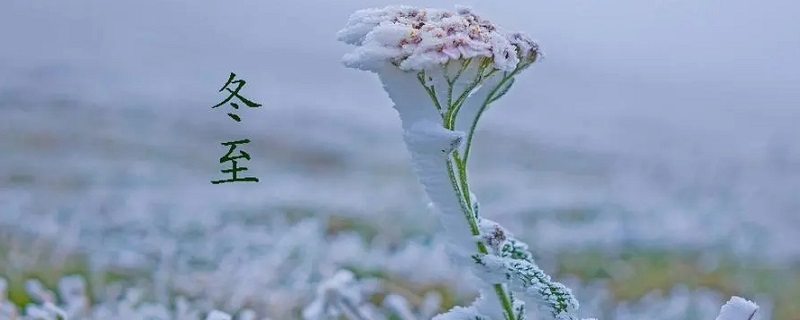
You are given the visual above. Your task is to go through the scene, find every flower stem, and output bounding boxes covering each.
[426,63,520,320]
[463,66,523,165]
[445,154,515,320]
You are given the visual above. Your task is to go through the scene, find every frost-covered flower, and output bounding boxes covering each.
[338,5,540,141]
[339,5,570,320]
[338,5,538,72]
[339,5,760,320]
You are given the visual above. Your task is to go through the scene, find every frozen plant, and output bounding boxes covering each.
[0,275,248,320]
[302,269,384,320]
[0,278,19,319]
[715,297,759,320]
[337,5,759,320]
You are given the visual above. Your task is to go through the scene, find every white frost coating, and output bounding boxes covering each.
[339,5,562,320]
[377,65,442,130]
[471,289,506,319]
[57,275,90,317]
[404,120,474,252]
[404,119,464,155]
[24,279,55,303]
[376,61,507,140]
[419,291,444,319]
[205,310,233,320]
[472,254,579,319]
[302,269,371,320]
[431,305,486,320]
[338,6,539,72]
[382,294,417,320]
[715,296,759,320]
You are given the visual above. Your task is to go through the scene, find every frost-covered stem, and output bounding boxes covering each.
[446,61,495,130]
[442,150,514,319]
[445,158,477,229]
[463,64,526,163]
[447,151,516,320]
[442,63,528,320]
[435,73,519,319]
[418,70,444,113]
[413,67,517,318]
[444,59,473,108]
[337,296,370,320]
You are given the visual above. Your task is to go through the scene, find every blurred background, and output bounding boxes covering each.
[1,0,798,319]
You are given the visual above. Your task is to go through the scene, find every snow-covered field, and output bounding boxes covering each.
[1,1,798,319]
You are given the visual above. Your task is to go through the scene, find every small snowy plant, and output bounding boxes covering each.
[0,276,244,320]
[337,5,760,320]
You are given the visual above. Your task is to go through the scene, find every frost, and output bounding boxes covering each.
[338,5,540,72]
[472,254,579,319]
[340,5,576,320]
[302,270,378,320]
[431,305,488,320]
[382,294,416,320]
[338,4,764,319]
[403,120,475,253]
[715,296,759,320]
[205,310,232,320]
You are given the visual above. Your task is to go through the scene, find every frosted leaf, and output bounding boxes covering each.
[419,291,444,319]
[43,302,67,319]
[303,269,367,320]
[57,275,90,316]
[472,254,579,320]
[25,279,55,304]
[477,219,534,263]
[715,296,758,320]
[383,294,416,320]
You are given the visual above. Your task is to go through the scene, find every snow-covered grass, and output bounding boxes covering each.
[0,222,782,319]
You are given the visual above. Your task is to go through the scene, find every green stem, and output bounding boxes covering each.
[445,154,515,320]
[463,67,521,164]
[418,71,444,113]
[447,67,497,130]
[445,159,476,228]
[434,61,524,320]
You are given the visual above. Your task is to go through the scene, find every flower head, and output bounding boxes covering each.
[338,5,539,72]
